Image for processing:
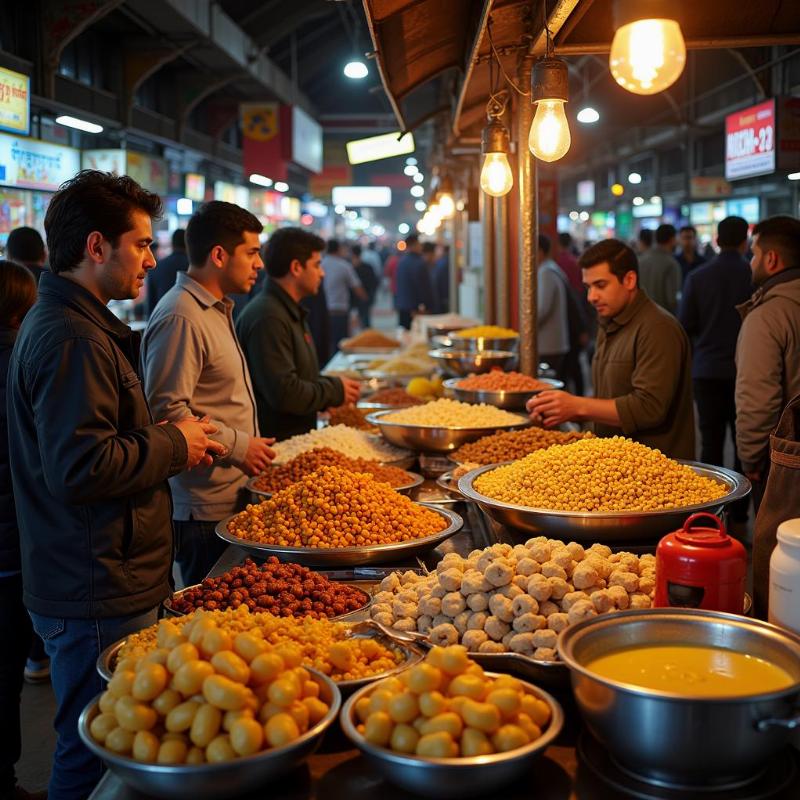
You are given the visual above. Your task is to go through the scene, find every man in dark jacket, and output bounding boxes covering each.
[395,234,434,329]
[145,227,188,317]
[236,227,360,440]
[6,170,223,800]
[0,260,43,800]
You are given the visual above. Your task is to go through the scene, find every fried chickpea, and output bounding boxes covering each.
[132,662,168,702]
[363,711,393,746]
[165,700,201,733]
[416,731,458,758]
[104,727,135,755]
[387,692,419,724]
[172,660,215,697]
[211,651,250,685]
[420,712,463,739]
[406,663,442,694]
[190,703,223,748]
[89,712,117,743]
[461,728,494,757]
[302,697,329,725]
[205,734,236,763]
[461,699,501,734]
[265,713,301,748]
[486,689,521,718]
[390,724,420,754]
[439,645,470,675]
[114,696,158,732]
[230,717,264,756]
[186,747,205,765]
[250,652,285,685]
[166,643,200,675]
[98,691,117,714]
[448,674,485,701]
[492,724,530,752]
[152,688,182,716]
[418,691,449,718]
[203,675,249,711]
[268,679,300,708]
[157,738,189,764]
[520,695,551,727]
[200,627,233,658]
[107,669,135,699]
[233,632,266,663]
[132,730,159,762]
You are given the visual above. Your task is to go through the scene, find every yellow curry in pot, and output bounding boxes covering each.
[586,645,795,698]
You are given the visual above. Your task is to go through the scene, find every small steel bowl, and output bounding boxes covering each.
[79,668,340,799]
[433,334,520,352]
[428,348,518,378]
[367,410,531,454]
[247,469,423,500]
[558,608,800,789]
[458,460,751,543]
[340,672,563,798]
[426,322,472,341]
[443,377,564,410]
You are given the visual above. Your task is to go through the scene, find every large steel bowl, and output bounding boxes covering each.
[458,460,751,542]
[428,348,517,377]
[214,503,463,567]
[443,377,564,410]
[340,672,564,798]
[367,409,531,454]
[79,668,340,799]
[247,469,423,500]
[558,608,800,789]
[433,334,520,352]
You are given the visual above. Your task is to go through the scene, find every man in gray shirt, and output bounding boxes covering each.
[638,223,682,314]
[142,202,276,585]
[322,239,366,352]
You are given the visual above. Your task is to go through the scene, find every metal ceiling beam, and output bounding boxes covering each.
[555,33,800,54]
[531,0,586,56]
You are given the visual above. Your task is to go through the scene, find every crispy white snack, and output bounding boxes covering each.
[512,613,546,633]
[549,548,574,571]
[548,577,571,600]
[546,612,570,632]
[430,584,447,599]
[540,561,568,580]
[508,633,535,654]
[488,593,514,623]
[511,594,539,617]
[590,589,614,614]
[539,600,560,617]
[441,591,467,617]
[532,629,558,649]
[393,618,417,632]
[429,622,459,646]
[516,557,542,577]
[533,647,558,661]
[453,610,471,635]
[380,573,400,592]
[373,612,394,627]
[438,568,463,592]
[567,599,598,625]
[528,541,552,563]
[462,629,489,652]
[629,593,652,609]
[561,591,591,611]
[417,615,433,634]
[419,595,442,618]
[527,573,552,602]
[484,615,511,641]
[494,583,523,600]
[479,640,506,654]
[572,561,600,590]
[565,542,586,561]
[607,585,630,609]
[512,575,529,591]
[460,569,491,596]
[485,558,515,587]
[609,571,639,593]
[467,611,488,631]
[466,593,489,612]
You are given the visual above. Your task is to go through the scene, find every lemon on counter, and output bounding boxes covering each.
[407,377,433,398]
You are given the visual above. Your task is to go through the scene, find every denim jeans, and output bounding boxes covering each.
[30,606,159,800]
[173,517,227,588]
[0,574,32,792]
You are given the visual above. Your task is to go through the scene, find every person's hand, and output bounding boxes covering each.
[173,417,226,469]
[241,437,277,477]
[526,390,582,428]
[340,377,361,405]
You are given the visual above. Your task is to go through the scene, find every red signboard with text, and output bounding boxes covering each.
[725,99,775,180]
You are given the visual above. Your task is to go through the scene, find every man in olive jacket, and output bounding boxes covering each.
[236,227,360,440]
[6,171,224,800]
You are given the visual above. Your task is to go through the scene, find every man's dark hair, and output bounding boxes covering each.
[326,239,340,254]
[717,216,749,249]
[579,239,639,281]
[538,234,551,256]
[655,223,677,245]
[44,170,163,274]
[185,201,262,266]
[263,227,325,279]
[638,228,653,248]
[351,243,362,257]
[171,228,186,251]
[6,227,45,265]
[422,242,436,255]
[0,259,37,327]
[752,215,800,268]
[679,225,697,236]
[558,232,573,248]
[404,233,419,247]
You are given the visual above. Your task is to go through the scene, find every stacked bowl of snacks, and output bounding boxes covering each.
[558,608,800,788]
[428,349,518,378]
[367,398,530,453]
[358,387,428,411]
[459,436,750,541]
[436,325,520,352]
[445,371,563,410]
[339,329,401,354]
[247,448,423,499]
[220,466,463,566]
[340,644,563,797]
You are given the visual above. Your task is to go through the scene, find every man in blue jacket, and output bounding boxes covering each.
[7,170,224,800]
[395,234,434,329]
[679,216,752,502]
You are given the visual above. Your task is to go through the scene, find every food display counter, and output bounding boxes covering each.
[88,499,800,800]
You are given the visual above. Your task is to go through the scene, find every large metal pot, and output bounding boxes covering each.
[558,608,800,789]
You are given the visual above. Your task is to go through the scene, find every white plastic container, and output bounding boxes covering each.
[769,518,800,634]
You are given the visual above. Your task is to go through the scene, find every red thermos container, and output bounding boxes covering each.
[655,513,747,614]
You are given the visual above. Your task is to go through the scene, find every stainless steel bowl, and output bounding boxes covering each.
[362,369,433,385]
[443,377,564,410]
[214,504,463,567]
[458,460,751,543]
[79,668,340,799]
[340,672,563,798]
[426,323,472,341]
[367,410,531,454]
[558,608,800,788]
[428,348,518,377]
[433,334,520,352]
[246,469,423,500]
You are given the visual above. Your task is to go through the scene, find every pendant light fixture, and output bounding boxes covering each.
[528,56,571,162]
[437,175,456,219]
[480,115,513,197]
[609,0,686,95]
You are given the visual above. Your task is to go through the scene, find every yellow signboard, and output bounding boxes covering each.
[0,67,30,135]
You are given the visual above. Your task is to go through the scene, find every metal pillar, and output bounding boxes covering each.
[517,52,537,376]
[480,187,496,324]
[449,211,461,314]
[493,195,510,327]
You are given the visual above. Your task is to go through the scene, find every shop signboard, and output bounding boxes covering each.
[577,180,595,207]
[126,151,168,195]
[291,107,323,174]
[0,132,79,191]
[725,99,775,180]
[690,176,731,199]
[632,197,663,218]
[185,173,205,201]
[331,186,391,207]
[82,149,126,174]
[726,197,760,223]
[280,196,301,222]
[0,67,30,135]
[346,131,415,165]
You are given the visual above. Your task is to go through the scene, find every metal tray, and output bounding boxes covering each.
[428,348,518,378]
[366,409,531,454]
[433,471,468,503]
[443,377,564,410]
[362,369,433,384]
[458,460,751,542]
[432,333,520,352]
[80,670,340,800]
[214,504,464,567]
[162,576,373,620]
[246,469,424,500]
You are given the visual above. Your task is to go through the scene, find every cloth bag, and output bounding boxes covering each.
[753,393,800,619]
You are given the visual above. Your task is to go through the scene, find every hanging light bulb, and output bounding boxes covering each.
[437,175,456,219]
[480,117,513,197]
[609,1,686,95]
[528,57,571,162]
